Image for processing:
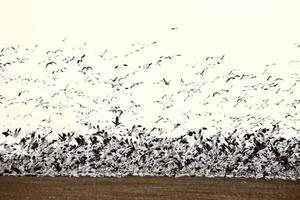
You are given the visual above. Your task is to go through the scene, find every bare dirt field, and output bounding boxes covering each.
[0,176,299,200]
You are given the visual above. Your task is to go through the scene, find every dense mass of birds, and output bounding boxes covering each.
[0,127,299,179]
[0,37,299,178]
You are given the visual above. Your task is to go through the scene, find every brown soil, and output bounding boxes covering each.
[0,176,299,200]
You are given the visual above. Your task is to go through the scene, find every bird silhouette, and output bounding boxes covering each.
[77,54,86,64]
[112,116,121,127]
[45,61,56,68]
[162,78,171,85]
[212,92,221,97]
[99,49,107,58]
[81,66,93,72]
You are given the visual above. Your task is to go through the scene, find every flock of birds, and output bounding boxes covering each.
[0,126,299,179]
[0,37,299,179]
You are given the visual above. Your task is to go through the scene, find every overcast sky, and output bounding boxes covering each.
[0,0,299,139]
[1,0,300,70]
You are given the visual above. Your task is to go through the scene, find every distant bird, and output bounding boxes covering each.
[234,97,246,107]
[129,82,143,89]
[157,59,162,66]
[226,75,240,83]
[221,85,233,93]
[110,76,118,82]
[206,56,213,61]
[2,131,9,137]
[267,76,273,81]
[77,54,86,64]
[155,117,164,123]
[162,78,171,85]
[45,61,56,68]
[82,66,93,72]
[20,137,27,145]
[1,46,16,53]
[75,135,85,146]
[111,83,123,88]
[31,141,38,150]
[174,123,181,129]
[112,116,121,127]
[3,62,11,66]
[219,55,225,60]
[54,49,62,54]
[118,74,129,81]
[212,92,221,97]
[99,49,107,58]
[274,78,284,82]
[18,90,28,97]
[294,43,300,47]
[66,56,75,64]
[196,67,208,76]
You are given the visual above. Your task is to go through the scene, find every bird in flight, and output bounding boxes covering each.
[81,66,93,73]
[212,92,221,97]
[99,49,107,58]
[77,54,86,64]
[112,116,121,127]
[46,61,56,68]
[162,78,171,85]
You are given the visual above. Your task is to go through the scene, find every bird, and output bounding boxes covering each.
[45,61,56,68]
[111,83,123,88]
[2,131,10,137]
[226,75,240,83]
[77,54,86,64]
[66,56,75,64]
[99,49,107,58]
[81,66,93,72]
[110,76,118,82]
[212,92,221,97]
[112,116,121,127]
[162,78,171,85]
[54,49,62,54]
[267,76,273,81]
[3,62,12,66]
[196,67,208,76]
[219,55,225,60]
[221,85,233,93]
[206,56,213,61]
[129,82,143,89]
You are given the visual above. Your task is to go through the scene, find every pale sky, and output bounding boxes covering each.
[0,0,300,140]
[0,0,300,68]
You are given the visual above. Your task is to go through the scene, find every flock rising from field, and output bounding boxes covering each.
[0,38,299,178]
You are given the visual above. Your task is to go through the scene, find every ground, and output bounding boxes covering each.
[0,176,299,200]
